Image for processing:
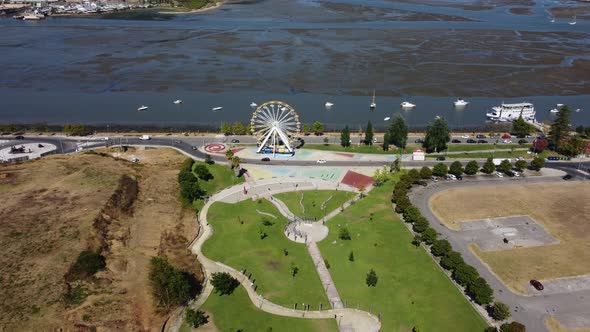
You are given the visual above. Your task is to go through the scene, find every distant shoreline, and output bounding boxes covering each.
[159,1,224,15]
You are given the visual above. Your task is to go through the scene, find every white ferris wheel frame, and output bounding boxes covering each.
[250,101,301,154]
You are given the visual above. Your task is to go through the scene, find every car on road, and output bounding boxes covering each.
[501,134,512,139]
[103,137,110,141]
[461,135,470,139]
[139,135,151,140]
[231,139,240,143]
[174,139,181,144]
[476,134,487,138]
[191,146,197,150]
[414,138,424,143]
[261,157,271,162]
[563,174,572,180]
[516,134,526,139]
[530,279,544,291]
[451,139,461,143]
[316,159,327,164]
[518,139,528,144]
[436,156,446,161]
[15,135,24,140]
[503,139,512,144]
[477,139,488,144]
[466,139,477,143]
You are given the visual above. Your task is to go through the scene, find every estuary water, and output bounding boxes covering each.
[1,0,589,128]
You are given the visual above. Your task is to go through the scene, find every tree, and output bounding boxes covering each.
[452,263,479,287]
[464,160,479,175]
[185,309,208,328]
[412,217,429,233]
[231,156,241,169]
[220,122,231,135]
[402,205,421,224]
[340,126,351,147]
[302,123,311,135]
[449,161,464,176]
[63,124,89,136]
[339,227,351,240]
[373,167,390,185]
[193,163,213,181]
[432,163,448,176]
[211,272,239,295]
[323,137,329,145]
[559,135,587,157]
[423,116,451,153]
[490,302,511,321]
[499,322,526,332]
[498,159,512,174]
[349,251,355,262]
[388,115,408,149]
[364,121,374,145]
[431,239,452,257]
[467,277,494,304]
[225,149,234,160]
[514,160,527,172]
[482,158,496,174]
[511,116,534,136]
[421,228,438,245]
[412,235,422,248]
[313,121,324,136]
[419,166,432,179]
[231,122,246,135]
[382,132,390,151]
[366,269,378,287]
[440,251,464,271]
[533,138,549,153]
[530,156,545,171]
[290,263,299,278]
[549,106,572,147]
[204,154,214,165]
[392,158,402,172]
[408,168,421,184]
[149,256,191,310]
[395,195,411,214]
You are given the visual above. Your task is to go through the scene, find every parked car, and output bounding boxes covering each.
[476,134,487,138]
[316,159,327,164]
[516,134,526,139]
[414,138,424,143]
[461,135,470,139]
[530,279,544,291]
[494,172,504,178]
[14,135,24,140]
[477,139,488,144]
[547,156,560,161]
[502,134,512,139]
[456,175,463,180]
[451,139,461,143]
[563,174,572,180]
[466,139,477,143]
[418,181,428,187]
[261,157,271,162]
[518,139,528,144]
[503,140,512,144]
[231,139,240,143]
[431,176,439,182]
[436,156,446,161]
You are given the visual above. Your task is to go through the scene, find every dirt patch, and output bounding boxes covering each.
[265,260,282,271]
[546,316,590,332]
[550,6,590,19]
[430,182,590,293]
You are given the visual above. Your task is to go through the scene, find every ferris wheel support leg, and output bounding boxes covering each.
[276,127,294,153]
[257,128,275,153]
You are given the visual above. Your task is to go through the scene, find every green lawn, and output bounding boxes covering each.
[201,199,329,307]
[427,148,563,160]
[189,286,338,332]
[191,161,244,210]
[274,190,356,220]
[317,181,488,332]
[303,144,412,154]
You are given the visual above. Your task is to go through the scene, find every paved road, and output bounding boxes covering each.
[409,176,590,332]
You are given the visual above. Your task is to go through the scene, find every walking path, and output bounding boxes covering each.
[170,178,380,332]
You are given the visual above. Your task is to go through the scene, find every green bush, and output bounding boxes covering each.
[452,263,479,287]
[339,226,352,240]
[464,160,479,175]
[431,239,451,257]
[432,163,448,176]
[440,251,464,271]
[482,158,496,174]
[402,205,422,224]
[412,217,429,233]
[499,321,526,332]
[467,277,494,305]
[419,166,432,179]
[490,302,511,321]
[421,228,438,245]
[193,163,213,181]
[185,308,208,328]
[366,269,378,287]
[211,272,239,295]
[67,250,106,280]
[449,161,463,176]
[530,156,545,170]
[148,256,192,310]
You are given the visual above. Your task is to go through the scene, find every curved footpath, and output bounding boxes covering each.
[410,175,590,332]
[170,178,381,332]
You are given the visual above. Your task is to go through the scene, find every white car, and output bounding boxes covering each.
[503,139,512,144]
[516,157,524,161]
[139,135,151,140]
[461,135,470,139]
[514,172,521,177]
[316,159,327,164]
[103,137,110,141]
[495,172,504,178]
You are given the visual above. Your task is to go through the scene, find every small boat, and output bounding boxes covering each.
[550,108,559,113]
[401,101,416,108]
[250,102,258,108]
[137,105,148,112]
[212,106,223,112]
[556,103,564,108]
[384,117,391,121]
[370,90,376,109]
[454,98,469,107]
[569,16,576,25]
[173,100,182,104]
[575,108,581,113]
[550,17,555,23]
[22,13,44,20]
[325,102,334,108]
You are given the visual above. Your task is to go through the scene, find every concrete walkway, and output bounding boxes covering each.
[169,178,381,332]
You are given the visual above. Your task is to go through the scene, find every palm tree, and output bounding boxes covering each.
[231,156,241,169]
[225,149,234,160]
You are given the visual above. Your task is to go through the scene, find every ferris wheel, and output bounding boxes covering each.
[250,101,301,154]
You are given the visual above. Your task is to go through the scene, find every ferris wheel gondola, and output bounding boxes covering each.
[250,101,301,154]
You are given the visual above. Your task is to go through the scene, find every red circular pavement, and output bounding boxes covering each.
[204,143,226,154]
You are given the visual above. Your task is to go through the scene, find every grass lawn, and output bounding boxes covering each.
[303,144,412,155]
[274,190,356,220]
[317,180,488,332]
[427,148,564,160]
[185,286,337,332]
[191,161,244,210]
[201,199,329,307]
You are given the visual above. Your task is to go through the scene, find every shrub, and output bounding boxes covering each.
[499,322,526,332]
[440,251,464,271]
[419,166,432,179]
[464,160,479,175]
[452,263,479,287]
[204,154,215,165]
[412,217,429,233]
[432,163,448,176]
[211,272,239,295]
[402,205,422,224]
[449,161,464,176]
[431,239,451,257]
[530,156,545,170]
[366,269,378,287]
[482,158,496,174]
[490,302,511,321]
[408,168,421,183]
[498,159,512,174]
[394,195,411,213]
[193,163,213,181]
[185,309,208,328]
[149,256,191,309]
[349,251,355,262]
[421,228,438,245]
[339,227,352,240]
[467,277,494,305]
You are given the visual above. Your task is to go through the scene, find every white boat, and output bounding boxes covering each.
[575,108,581,113]
[325,102,334,108]
[137,105,148,112]
[486,102,536,122]
[22,13,44,20]
[550,17,555,23]
[550,108,559,113]
[212,106,223,112]
[454,98,469,107]
[556,103,564,108]
[569,16,576,25]
[370,90,376,109]
[383,117,391,121]
[401,101,415,108]
[173,100,182,104]
[250,102,258,108]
